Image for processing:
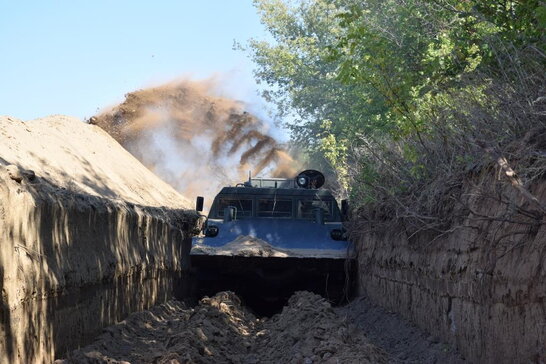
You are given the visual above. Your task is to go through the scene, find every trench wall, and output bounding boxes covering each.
[0,173,195,363]
[355,178,546,363]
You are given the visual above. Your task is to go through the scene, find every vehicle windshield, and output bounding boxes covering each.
[298,199,334,221]
[212,195,338,221]
[216,198,253,219]
[257,199,292,218]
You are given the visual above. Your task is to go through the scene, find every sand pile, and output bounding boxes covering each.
[58,291,386,364]
[0,115,190,209]
[252,292,386,363]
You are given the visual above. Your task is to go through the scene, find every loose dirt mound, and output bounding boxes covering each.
[253,292,386,363]
[0,115,190,208]
[191,235,352,259]
[57,292,386,364]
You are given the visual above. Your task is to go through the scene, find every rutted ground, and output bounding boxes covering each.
[57,292,387,364]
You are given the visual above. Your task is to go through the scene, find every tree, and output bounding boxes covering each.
[242,0,392,193]
[244,0,546,214]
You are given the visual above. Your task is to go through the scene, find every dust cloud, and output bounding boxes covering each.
[92,79,299,208]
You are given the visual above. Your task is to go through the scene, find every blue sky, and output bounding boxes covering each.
[0,1,271,121]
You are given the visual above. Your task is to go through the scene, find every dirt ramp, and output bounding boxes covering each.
[0,115,197,363]
[58,291,386,363]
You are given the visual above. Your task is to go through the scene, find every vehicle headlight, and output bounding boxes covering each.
[330,229,346,241]
[205,225,219,237]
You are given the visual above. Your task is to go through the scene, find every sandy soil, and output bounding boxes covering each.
[336,297,466,363]
[56,291,468,364]
[0,115,196,363]
[57,291,387,364]
[0,115,190,209]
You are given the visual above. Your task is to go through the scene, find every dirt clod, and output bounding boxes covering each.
[6,164,23,183]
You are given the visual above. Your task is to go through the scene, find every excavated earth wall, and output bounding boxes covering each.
[355,175,546,363]
[0,116,196,363]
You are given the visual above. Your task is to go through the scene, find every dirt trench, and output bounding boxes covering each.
[57,291,465,364]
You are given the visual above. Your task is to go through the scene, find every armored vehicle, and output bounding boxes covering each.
[191,170,355,313]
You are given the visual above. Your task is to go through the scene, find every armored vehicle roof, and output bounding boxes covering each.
[217,186,335,197]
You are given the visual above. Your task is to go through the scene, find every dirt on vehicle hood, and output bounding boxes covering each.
[191,235,354,259]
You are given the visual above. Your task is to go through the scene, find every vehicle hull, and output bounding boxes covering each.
[189,254,356,315]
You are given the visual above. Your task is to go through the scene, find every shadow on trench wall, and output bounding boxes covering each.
[0,172,196,363]
[0,265,15,362]
[354,176,546,363]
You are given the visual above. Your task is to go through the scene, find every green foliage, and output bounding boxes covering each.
[244,0,546,212]
[242,0,391,191]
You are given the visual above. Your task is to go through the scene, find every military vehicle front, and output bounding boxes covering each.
[190,170,355,313]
